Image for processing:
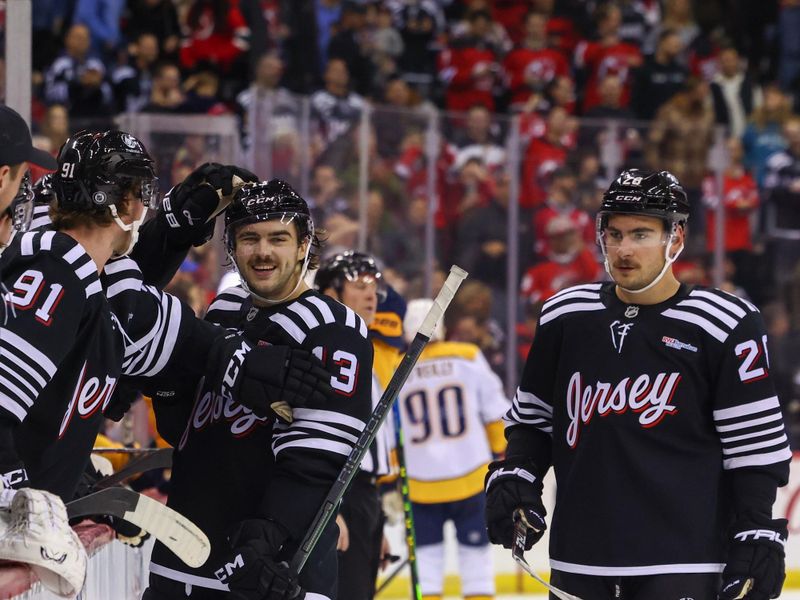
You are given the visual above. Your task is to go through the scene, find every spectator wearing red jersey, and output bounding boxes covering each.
[180,0,250,74]
[532,167,594,258]
[521,106,575,207]
[520,215,601,305]
[703,136,759,254]
[503,11,571,110]
[574,3,642,113]
[437,10,500,112]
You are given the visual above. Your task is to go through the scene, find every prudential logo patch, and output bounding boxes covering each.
[662,336,698,353]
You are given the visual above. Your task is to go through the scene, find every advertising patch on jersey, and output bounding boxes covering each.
[610,320,634,353]
[662,336,698,353]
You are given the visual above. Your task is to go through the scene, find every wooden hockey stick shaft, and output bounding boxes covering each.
[391,402,422,600]
[290,266,468,574]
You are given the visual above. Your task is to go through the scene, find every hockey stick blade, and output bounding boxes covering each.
[512,515,582,600]
[290,265,468,574]
[92,447,173,490]
[67,487,210,568]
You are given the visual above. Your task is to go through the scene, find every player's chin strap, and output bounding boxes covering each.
[109,203,148,257]
[602,222,684,295]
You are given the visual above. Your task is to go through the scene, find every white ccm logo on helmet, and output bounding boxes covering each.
[734,529,787,547]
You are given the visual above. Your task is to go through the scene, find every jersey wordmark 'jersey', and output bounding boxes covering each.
[150,286,374,589]
[0,231,193,499]
[506,282,791,575]
[400,342,509,503]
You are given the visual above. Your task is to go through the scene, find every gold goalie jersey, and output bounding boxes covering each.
[398,342,510,503]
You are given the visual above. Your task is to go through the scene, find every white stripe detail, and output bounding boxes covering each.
[219,285,249,298]
[139,293,183,377]
[0,346,46,388]
[292,408,367,432]
[716,412,783,433]
[306,296,336,324]
[723,447,793,470]
[305,594,331,600]
[677,299,739,329]
[85,280,102,298]
[720,424,786,444]
[273,437,353,457]
[269,312,306,344]
[549,283,603,299]
[0,329,56,376]
[713,396,780,421]
[74,260,96,280]
[208,299,243,313]
[105,278,141,299]
[274,419,359,443]
[543,289,602,311]
[103,258,139,275]
[344,305,357,330]
[549,560,725,576]
[0,375,33,407]
[515,389,553,414]
[722,434,788,456]
[540,302,605,325]
[288,301,320,329]
[20,232,35,256]
[689,289,746,318]
[0,394,26,421]
[39,230,56,250]
[661,309,728,342]
[0,360,38,398]
[29,216,51,230]
[514,405,553,418]
[358,315,368,338]
[149,563,229,591]
[62,244,85,264]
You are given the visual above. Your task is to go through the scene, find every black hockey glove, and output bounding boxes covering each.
[161,163,258,247]
[485,456,547,550]
[216,518,303,600]
[103,381,140,422]
[718,517,787,600]
[209,334,333,421]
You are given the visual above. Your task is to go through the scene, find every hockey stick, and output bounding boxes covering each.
[290,265,468,575]
[512,510,582,600]
[375,557,409,596]
[391,402,422,599]
[67,487,210,568]
[91,448,173,490]
[91,447,165,455]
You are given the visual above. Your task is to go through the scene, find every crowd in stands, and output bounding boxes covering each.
[14,0,800,440]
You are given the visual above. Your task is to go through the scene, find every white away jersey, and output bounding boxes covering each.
[399,342,510,502]
[506,282,791,575]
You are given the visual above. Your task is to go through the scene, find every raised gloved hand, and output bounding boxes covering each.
[484,456,547,550]
[209,334,333,421]
[718,516,787,600]
[161,163,258,247]
[216,518,303,600]
[103,381,140,422]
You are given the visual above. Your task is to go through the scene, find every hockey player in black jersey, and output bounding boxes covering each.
[485,169,791,600]
[0,131,331,506]
[144,180,374,600]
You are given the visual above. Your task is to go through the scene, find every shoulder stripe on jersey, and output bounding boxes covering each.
[292,408,366,432]
[106,278,142,299]
[39,230,56,250]
[549,283,602,299]
[543,289,601,311]
[344,305,357,329]
[305,296,335,324]
[288,301,320,329]
[20,232,35,256]
[207,299,243,313]
[62,244,85,265]
[103,257,140,275]
[723,447,792,470]
[269,312,306,344]
[75,260,97,280]
[713,396,780,421]
[86,279,102,298]
[219,285,249,298]
[540,301,605,325]
[689,289,746,319]
[676,299,739,330]
[661,309,728,342]
[0,328,56,376]
[0,394,26,421]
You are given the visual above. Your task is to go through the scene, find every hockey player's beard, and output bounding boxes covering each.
[611,258,661,291]
[242,258,301,303]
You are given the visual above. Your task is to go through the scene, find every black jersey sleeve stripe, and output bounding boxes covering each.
[0,360,39,400]
[540,300,605,325]
[305,295,336,323]
[713,395,791,469]
[207,298,244,313]
[38,230,56,249]
[343,304,369,338]
[271,407,366,458]
[661,308,728,342]
[268,312,307,344]
[0,328,57,378]
[506,388,554,434]
[675,299,739,330]
[122,288,184,376]
[287,301,320,329]
[689,289,747,318]
[29,205,51,231]
[542,284,602,311]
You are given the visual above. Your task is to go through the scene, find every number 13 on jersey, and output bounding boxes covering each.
[312,346,359,396]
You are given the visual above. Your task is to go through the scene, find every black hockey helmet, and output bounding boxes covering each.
[224,178,313,252]
[5,170,34,233]
[598,169,690,230]
[315,250,387,301]
[53,130,158,210]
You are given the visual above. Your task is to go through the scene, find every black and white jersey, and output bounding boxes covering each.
[309,89,365,146]
[149,286,374,589]
[506,282,791,576]
[0,231,196,499]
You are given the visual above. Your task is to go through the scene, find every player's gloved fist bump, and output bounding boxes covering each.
[216,518,303,600]
[718,516,787,600]
[485,456,547,550]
